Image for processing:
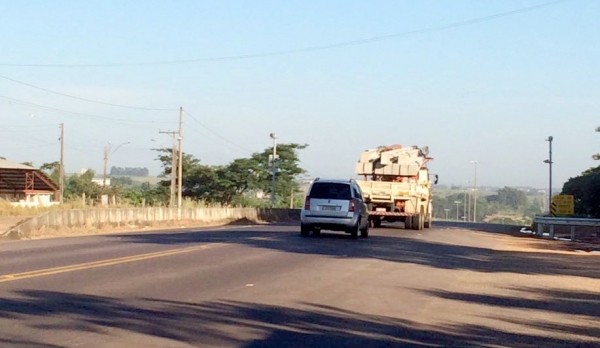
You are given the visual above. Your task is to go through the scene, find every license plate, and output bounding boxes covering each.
[321,205,338,211]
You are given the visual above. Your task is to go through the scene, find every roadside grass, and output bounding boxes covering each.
[0,198,222,217]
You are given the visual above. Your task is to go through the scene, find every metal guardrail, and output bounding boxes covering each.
[533,216,600,241]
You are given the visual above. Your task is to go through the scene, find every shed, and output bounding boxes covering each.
[0,158,60,205]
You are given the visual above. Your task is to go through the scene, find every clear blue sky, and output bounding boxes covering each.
[1,0,598,188]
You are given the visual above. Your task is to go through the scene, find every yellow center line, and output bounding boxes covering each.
[0,244,213,284]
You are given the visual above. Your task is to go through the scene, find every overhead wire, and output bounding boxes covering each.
[183,110,254,156]
[183,110,316,174]
[0,74,178,111]
[0,95,176,127]
[0,0,572,68]
[0,145,51,151]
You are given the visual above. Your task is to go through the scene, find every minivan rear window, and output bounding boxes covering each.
[309,182,351,200]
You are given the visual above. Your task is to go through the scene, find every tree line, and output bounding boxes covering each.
[109,166,149,176]
[433,186,544,225]
[38,143,308,208]
[558,126,600,218]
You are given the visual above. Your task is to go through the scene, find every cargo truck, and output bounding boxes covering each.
[355,144,437,230]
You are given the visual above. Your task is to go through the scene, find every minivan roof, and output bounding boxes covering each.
[312,178,354,184]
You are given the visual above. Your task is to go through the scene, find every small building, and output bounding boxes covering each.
[0,159,60,207]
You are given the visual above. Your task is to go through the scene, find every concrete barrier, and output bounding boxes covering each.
[3,207,301,240]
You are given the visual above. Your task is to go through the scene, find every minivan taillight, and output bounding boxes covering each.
[349,199,356,212]
[304,197,311,210]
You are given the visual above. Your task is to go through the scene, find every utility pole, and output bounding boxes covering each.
[177,107,184,211]
[59,123,65,204]
[269,133,278,208]
[159,130,179,207]
[471,161,479,222]
[544,136,553,214]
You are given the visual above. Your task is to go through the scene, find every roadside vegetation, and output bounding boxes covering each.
[1,143,308,216]
[433,186,544,226]
[558,126,600,218]
[8,129,600,224]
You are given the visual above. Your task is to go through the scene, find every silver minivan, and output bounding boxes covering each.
[300,178,370,239]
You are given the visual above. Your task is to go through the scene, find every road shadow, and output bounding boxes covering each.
[420,286,600,342]
[0,338,64,348]
[422,287,600,320]
[0,290,597,348]
[109,226,600,280]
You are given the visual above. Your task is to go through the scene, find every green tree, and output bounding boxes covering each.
[110,177,134,187]
[561,166,600,217]
[250,143,308,206]
[183,164,222,203]
[65,169,101,200]
[152,143,307,207]
[40,161,61,185]
[154,147,201,178]
[487,187,527,209]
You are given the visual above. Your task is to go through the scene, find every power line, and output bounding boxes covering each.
[0,124,57,130]
[0,95,176,126]
[0,74,177,111]
[184,110,315,175]
[183,110,253,156]
[0,128,56,133]
[0,145,50,151]
[0,0,571,68]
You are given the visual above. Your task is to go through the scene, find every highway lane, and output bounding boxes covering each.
[1,223,599,347]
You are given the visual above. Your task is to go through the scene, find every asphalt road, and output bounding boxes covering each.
[1,222,599,348]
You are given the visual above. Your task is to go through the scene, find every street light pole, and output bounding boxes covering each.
[464,180,470,222]
[270,133,278,208]
[103,141,130,187]
[454,200,461,221]
[471,161,479,222]
[544,136,553,214]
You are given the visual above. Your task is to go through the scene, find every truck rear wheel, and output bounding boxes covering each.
[424,212,432,228]
[412,214,424,230]
[405,216,413,230]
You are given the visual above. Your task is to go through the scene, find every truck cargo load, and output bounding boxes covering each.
[355,145,437,230]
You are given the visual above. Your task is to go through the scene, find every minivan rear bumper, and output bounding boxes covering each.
[300,211,358,231]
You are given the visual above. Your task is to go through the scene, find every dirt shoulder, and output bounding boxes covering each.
[0,216,33,232]
[469,228,600,254]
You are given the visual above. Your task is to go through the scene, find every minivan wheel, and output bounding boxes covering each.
[300,224,310,237]
[360,220,369,238]
[349,221,359,239]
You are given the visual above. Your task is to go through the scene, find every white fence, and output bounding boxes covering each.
[2,207,301,239]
